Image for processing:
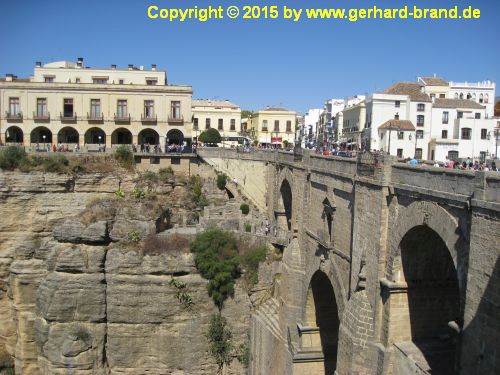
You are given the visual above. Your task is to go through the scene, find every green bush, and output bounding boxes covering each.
[0,145,27,170]
[216,174,228,190]
[127,230,141,243]
[42,155,69,172]
[114,145,134,168]
[158,167,174,183]
[188,175,208,208]
[241,245,267,286]
[199,128,222,144]
[206,313,233,374]
[244,223,252,233]
[131,188,146,200]
[240,203,250,215]
[191,229,240,309]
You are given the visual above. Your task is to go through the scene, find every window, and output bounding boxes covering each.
[193,118,199,130]
[417,103,425,111]
[93,78,108,84]
[440,94,445,98]
[9,97,20,115]
[63,98,74,117]
[75,78,81,84]
[442,130,448,139]
[467,93,472,100]
[459,93,464,99]
[395,100,400,108]
[416,130,424,139]
[442,111,449,124]
[481,129,487,139]
[146,79,157,86]
[397,149,403,158]
[262,120,268,132]
[36,98,47,116]
[461,128,471,139]
[457,111,463,119]
[454,93,459,99]
[397,131,404,140]
[415,148,423,159]
[230,119,236,131]
[90,99,101,118]
[144,100,154,118]
[417,115,424,126]
[448,150,459,160]
[44,76,54,83]
[205,118,211,129]
[117,100,127,118]
[171,101,181,119]
[119,79,124,85]
[479,94,483,103]
[218,118,223,130]
[286,120,292,132]
[480,152,486,162]
[274,120,280,132]
[484,94,489,103]
[475,112,481,119]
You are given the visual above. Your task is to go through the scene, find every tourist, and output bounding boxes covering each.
[492,161,497,171]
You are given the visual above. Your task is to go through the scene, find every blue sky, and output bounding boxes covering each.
[0,0,498,112]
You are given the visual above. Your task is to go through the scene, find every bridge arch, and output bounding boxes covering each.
[385,201,465,373]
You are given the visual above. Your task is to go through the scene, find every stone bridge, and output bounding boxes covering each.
[198,148,500,375]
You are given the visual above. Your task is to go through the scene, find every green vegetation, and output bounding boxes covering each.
[216,173,228,190]
[114,188,125,199]
[199,128,222,144]
[206,313,233,374]
[187,175,209,208]
[127,230,141,243]
[244,223,252,233]
[240,245,267,286]
[169,278,194,310]
[241,110,253,119]
[235,341,250,367]
[0,145,26,170]
[240,203,250,215]
[113,145,134,169]
[158,167,174,183]
[130,188,146,200]
[190,229,240,309]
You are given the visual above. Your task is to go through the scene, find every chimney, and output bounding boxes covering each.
[151,64,157,70]
[35,61,42,68]
[76,57,84,68]
[5,73,13,82]
[128,64,133,70]
[111,64,116,69]
[394,113,399,120]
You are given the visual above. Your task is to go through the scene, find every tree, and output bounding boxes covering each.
[199,128,221,145]
[241,110,253,119]
[207,313,233,374]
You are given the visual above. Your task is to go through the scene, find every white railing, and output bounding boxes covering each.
[449,81,495,88]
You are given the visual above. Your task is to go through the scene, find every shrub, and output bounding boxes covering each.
[241,245,267,287]
[240,203,250,215]
[0,145,27,170]
[235,341,250,367]
[42,154,69,172]
[216,174,228,190]
[187,175,208,209]
[114,145,134,168]
[114,188,125,199]
[199,128,222,144]
[244,223,252,233]
[158,167,174,183]
[131,188,146,200]
[142,233,190,256]
[191,229,240,309]
[206,313,233,374]
[127,230,141,243]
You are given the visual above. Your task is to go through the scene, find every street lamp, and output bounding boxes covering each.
[98,135,102,152]
[42,134,46,150]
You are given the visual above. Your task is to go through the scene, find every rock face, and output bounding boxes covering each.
[0,171,252,374]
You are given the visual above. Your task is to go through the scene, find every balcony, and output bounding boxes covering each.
[60,112,77,122]
[141,114,157,124]
[114,113,131,123]
[87,112,104,123]
[168,115,184,125]
[5,111,23,122]
[33,111,50,122]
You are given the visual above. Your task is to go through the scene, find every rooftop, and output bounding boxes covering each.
[379,119,416,131]
[192,99,240,109]
[433,98,485,110]
[383,82,432,102]
[419,76,449,86]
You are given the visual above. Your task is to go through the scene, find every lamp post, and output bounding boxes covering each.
[98,135,102,152]
[42,134,46,150]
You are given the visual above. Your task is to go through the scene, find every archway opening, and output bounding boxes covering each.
[58,127,79,143]
[277,179,292,231]
[303,271,339,373]
[166,129,184,145]
[111,128,132,145]
[5,126,23,143]
[138,128,159,145]
[30,126,52,144]
[84,127,106,144]
[392,225,460,374]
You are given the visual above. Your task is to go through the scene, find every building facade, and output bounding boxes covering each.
[247,107,296,147]
[1,59,193,149]
[191,99,241,144]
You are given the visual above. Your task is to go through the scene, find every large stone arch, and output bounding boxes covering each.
[31,126,53,144]
[5,126,23,143]
[138,128,159,145]
[84,127,106,145]
[111,128,132,145]
[57,126,79,143]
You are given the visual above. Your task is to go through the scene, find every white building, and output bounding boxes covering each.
[303,108,323,147]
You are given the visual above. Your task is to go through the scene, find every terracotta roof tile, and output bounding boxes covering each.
[433,98,485,110]
[379,119,415,131]
[420,77,449,86]
[383,82,431,102]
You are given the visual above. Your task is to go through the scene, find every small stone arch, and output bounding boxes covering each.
[58,126,79,143]
[5,126,23,143]
[111,128,132,145]
[138,128,159,145]
[84,127,106,145]
[166,129,184,145]
[31,126,53,144]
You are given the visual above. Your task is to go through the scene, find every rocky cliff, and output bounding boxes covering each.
[0,171,251,374]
